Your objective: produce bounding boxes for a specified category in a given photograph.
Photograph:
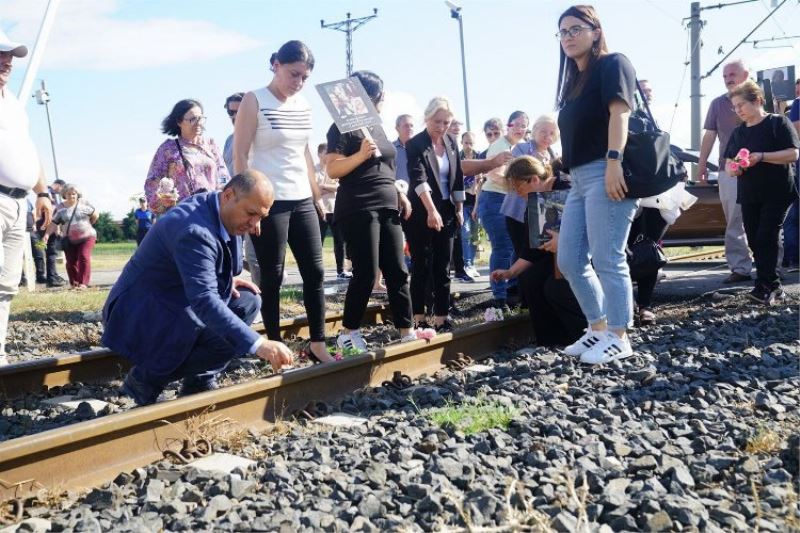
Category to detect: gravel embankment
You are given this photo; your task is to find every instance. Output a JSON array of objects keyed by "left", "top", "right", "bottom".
[{"left": 8, "top": 291, "right": 799, "bottom": 532}]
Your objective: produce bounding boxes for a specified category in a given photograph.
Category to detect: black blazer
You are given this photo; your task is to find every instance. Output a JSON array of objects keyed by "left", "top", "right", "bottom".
[{"left": 406, "top": 129, "right": 465, "bottom": 207}]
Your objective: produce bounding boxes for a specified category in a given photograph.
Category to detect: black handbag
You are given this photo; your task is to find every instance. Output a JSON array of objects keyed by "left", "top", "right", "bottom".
[
  {"left": 623, "top": 82, "right": 687, "bottom": 198},
  {"left": 627, "top": 233, "right": 667, "bottom": 280},
  {"left": 59, "top": 204, "right": 79, "bottom": 251}
]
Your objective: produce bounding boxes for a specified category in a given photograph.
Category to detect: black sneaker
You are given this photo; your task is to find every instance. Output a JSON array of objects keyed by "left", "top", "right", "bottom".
[
  {"left": 47, "top": 277, "right": 66, "bottom": 288},
  {"left": 179, "top": 375, "right": 220, "bottom": 397},
  {"left": 415, "top": 320, "right": 433, "bottom": 330},
  {"left": 747, "top": 286, "right": 768, "bottom": 304},
  {"left": 435, "top": 319, "right": 455, "bottom": 333},
  {"left": 120, "top": 370, "right": 162, "bottom": 406}
]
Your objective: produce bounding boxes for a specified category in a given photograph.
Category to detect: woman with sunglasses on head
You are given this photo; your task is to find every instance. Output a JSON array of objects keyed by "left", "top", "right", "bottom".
[
  {"left": 324, "top": 71, "right": 416, "bottom": 352},
  {"left": 145, "top": 99, "right": 229, "bottom": 215},
  {"left": 554, "top": 5, "right": 639, "bottom": 365},
  {"left": 233, "top": 40, "right": 333, "bottom": 363},
  {"left": 477, "top": 111, "right": 529, "bottom": 311}
]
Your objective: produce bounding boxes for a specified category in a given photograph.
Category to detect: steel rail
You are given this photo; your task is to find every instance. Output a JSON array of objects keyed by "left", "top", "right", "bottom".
[
  {"left": 667, "top": 248, "right": 726, "bottom": 262},
  {"left": 0, "top": 315, "right": 531, "bottom": 504},
  {"left": 0, "top": 304, "right": 389, "bottom": 400}
]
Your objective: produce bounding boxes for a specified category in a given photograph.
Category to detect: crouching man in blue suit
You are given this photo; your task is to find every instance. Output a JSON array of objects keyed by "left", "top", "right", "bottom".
[{"left": 103, "top": 169, "right": 294, "bottom": 406}]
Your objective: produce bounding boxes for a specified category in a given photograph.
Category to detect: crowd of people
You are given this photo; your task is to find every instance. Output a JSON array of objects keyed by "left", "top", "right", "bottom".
[{"left": 0, "top": 5, "right": 797, "bottom": 400}]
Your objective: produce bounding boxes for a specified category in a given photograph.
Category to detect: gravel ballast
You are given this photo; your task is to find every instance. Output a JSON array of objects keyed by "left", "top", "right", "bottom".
[{"left": 7, "top": 290, "right": 799, "bottom": 531}]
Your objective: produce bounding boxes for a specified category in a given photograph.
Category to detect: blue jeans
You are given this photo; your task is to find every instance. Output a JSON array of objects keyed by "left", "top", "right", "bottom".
[
  {"left": 461, "top": 204, "right": 477, "bottom": 267},
  {"left": 478, "top": 191, "right": 514, "bottom": 299},
  {"left": 557, "top": 159, "right": 638, "bottom": 330},
  {"left": 132, "top": 289, "right": 261, "bottom": 391}
]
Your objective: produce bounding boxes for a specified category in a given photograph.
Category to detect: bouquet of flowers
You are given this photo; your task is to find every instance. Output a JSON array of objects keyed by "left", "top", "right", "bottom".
[
  {"left": 157, "top": 177, "right": 179, "bottom": 201},
  {"left": 483, "top": 307, "right": 504, "bottom": 322},
  {"left": 415, "top": 328, "right": 436, "bottom": 340},
  {"left": 726, "top": 148, "right": 751, "bottom": 173}
]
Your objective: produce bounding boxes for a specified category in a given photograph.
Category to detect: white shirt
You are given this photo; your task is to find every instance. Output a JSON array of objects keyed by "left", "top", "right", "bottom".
[
  {"left": 248, "top": 87, "right": 313, "bottom": 201},
  {"left": 0, "top": 88, "right": 40, "bottom": 190}
]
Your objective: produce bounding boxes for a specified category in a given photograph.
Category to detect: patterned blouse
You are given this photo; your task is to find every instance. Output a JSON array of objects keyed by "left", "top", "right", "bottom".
[{"left": 144, "top": 136, "right": 229, "bottom": 214}]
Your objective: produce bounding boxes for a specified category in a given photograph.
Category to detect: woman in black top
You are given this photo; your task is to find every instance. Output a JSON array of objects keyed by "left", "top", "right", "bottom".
[
  {"left": 491, "top": 156, "right": 585, "bottom": 346},
  {"left": 725, "top": 79, "right": 800, "bottom": 305},
  {"left": 406, "top": 97, "right": 465, "bottom": 332},
  {"left": 325, "top": 71, "right": 415, "bottom": 352},
  {"left": 554, "top": 5, "right": 639, "bottom": 365}
]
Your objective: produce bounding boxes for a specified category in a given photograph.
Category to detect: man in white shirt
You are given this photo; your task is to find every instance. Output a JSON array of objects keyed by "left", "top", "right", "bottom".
[{"left": 0, "top": 31, "right": 54, "bottom": 365}]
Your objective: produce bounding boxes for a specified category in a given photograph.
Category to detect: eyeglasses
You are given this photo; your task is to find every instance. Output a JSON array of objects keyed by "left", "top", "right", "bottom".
[
  {"left": 556, "top": 25, "right": 594, "bottom": 40},
  {"left": 227, "top": 109, "right": 238, "bottom": 117},
  {"left": 485, "top": 130, "right": 501, "bottom": 138},
  {"left": 183, "top": 115, "right": 206, "bottom": 125}
]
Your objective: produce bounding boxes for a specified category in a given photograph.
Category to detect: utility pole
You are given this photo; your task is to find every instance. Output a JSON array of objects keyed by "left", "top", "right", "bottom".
[
  {"left": 34, "top": 80, "right": 59, "bottom": 179},
  {"left": 321, "top": 9, "right": 378, "bottom": 77},
  {"left": 688, "top": 2, "right": 702, "bottom": 152},
  {"left": 18, "top": 0, "right": 61, "bottom": 106}
]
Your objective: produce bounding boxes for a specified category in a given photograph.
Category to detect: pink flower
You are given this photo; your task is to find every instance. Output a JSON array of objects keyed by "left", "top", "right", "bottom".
[
  {"left": 736, "top": 148, "right": 750, "bottom": 161},
  {"left": 415, "top": 328, "right": 436, "bottom": 340},
  {"left": 738, "top": 157, "right": 750, "bottom": 169},
  {"left": 334, "top": 353, "right": 343, "bottom": 361},
  {"left": 726, "top": 161, "right": 741, "bottom": 173},
  {"left": 483, "top": 307, "right": 504, "bottom": 322}
]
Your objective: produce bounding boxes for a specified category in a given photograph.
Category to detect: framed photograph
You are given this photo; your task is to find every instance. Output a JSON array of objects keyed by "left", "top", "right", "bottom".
[
  {"left": 527, "top": 190, "right": 569, "bottom": 248},
  {"left": 315, "top": 77, "right": 383, "bottom": 133},
  {"left": 757, "top": 65, "right": 796, "bottom": 102}
]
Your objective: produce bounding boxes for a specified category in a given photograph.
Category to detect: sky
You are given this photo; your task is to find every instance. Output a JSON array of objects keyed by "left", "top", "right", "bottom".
[{"left": 2, "top": 0, "right": 798, "bottom": 217}]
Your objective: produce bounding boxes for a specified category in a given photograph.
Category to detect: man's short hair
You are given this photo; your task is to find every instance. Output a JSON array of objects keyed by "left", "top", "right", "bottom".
[
  {"left": 317, "top": 142, "right": 327, "bottom": 154},
  {"left": 224, "top": 92, "right": 245, "bottom": 109},
  {"left": 724, "top": 59, "right": 749, "bottom": 74},
  {"left": 224, "top": 169, "right": 273, "bottom": 198},
  {"left": 53, "top": 179, "right": 66, "bottom": 186},
  {"left": 395, "top": 114, "right": 412, "bottom": 128}
]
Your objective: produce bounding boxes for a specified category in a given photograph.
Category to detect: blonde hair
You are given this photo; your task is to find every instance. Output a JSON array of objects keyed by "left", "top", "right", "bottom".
[
  {"left": 730, "top": 79, "right": 764, "bottom": 105},
  {"left": 531, "top": 114, "right": 560, "bottom": 144},
  {"left": 423, "top": 96, "right": 455, "bottom": 122},
  {"left": 505, "top": 156, "right": 549, "bottom": 184}
]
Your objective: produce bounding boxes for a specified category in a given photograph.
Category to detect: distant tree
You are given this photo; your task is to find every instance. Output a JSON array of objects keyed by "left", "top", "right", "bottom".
[
  {"left": 121, "top": 209, "right": 137, "bottom": 241},
  {"left": 94, "top": 212, "right": 123, "bottom": 242}
]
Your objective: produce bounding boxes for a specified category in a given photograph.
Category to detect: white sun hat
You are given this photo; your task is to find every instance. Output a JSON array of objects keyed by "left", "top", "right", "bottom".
[{"left": 0, "top": 30, "right": 28, "bottom": 58}]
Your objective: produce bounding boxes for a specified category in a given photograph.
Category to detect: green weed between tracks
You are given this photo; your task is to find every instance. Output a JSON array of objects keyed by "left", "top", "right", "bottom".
[{"left": 419, "top": 396, "right": 520, "bottom": 436}]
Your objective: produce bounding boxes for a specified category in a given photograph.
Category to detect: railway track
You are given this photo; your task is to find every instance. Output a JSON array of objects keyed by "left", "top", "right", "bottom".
[
  {"left": 0, "top": 304, "right": 390, "bottom": 400},
  {"left": 666, "top": 248, "right": 726, "bottom": 263},
  {"left": 0, "top": 314, "right": 531, "bottom": 515}
]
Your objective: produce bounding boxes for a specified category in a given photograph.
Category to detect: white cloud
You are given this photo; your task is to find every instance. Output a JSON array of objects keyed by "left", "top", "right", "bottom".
[{"left": 2, "top": 0, "right": 262, "bottom": 71}]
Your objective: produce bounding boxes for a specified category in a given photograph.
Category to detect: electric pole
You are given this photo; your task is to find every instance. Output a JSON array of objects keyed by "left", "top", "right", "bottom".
[
  {"left": 34, "top": 80, "right": 59, "bottom": 180},
  {"left": 321, "top": 9, "right": 379, "bottom": 77},
  {"left": 688, "top": 2, "right": 702, "bottom": 152}
]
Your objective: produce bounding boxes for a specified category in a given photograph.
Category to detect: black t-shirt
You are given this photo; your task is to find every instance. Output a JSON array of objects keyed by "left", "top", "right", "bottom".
[
  {"left": 724, "top": 114, "right": 800, "bottom": 204},
  {"left": 326, "top": 124, "right": 399, "bottom": 222},
  {"left": 557, "top": 53, "right": 637, "bottom": 170}
]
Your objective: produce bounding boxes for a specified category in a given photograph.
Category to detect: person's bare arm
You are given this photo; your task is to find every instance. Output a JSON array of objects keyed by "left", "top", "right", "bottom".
[
  {"left": 232, "top": 92, "right": 258, "bottom": 175},
  {"left": 325, "top": 138, "right": 376, "bottom": 179},
  {"left": 461, "top": 151, "right": 513, "bottom": 176},
  {"left": 697, "top": 129, "right": 717, "bottom": 182}
]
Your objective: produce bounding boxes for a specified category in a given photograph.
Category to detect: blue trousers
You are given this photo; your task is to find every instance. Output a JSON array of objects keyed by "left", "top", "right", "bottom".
[{"left": 132, "top": 289, "right": 261, "bottom": 390}]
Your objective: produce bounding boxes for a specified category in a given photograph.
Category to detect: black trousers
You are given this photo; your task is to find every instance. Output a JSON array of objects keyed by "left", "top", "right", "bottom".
[
  {"left": 628, "top": 208, "right": 669, "bottom": 308},
  {"left": 520, "top": 254, "right": 585, "bottom": 347},
  {"left": 452, "top": 223, "right": 465, "bottom": 275},
  {"left": 338, "top": 209, "right": 413, "bottom": 330},
  {"left": 406, "top": 200, "right": 456, "bottom": 316},
  {"left": 136, "top": 227, "right": 150, "bottom": 246},
  {"left": 250, "top": 198, "right": 325, "bottom": 342},
  {"left": 31, "top": 229, "right": 59, "bottom": 281},
  {"left": 319, "top": 213, "right": 346, "bottom": 274},
  {"left": 506, "top": 216, "right": 527, "bottom": 259},
  {"left": 741, "top": 200, "right": 792, "bottom": 290}
]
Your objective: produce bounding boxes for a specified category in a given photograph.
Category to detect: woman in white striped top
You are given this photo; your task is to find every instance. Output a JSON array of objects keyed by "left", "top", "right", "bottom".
[{"left": 233, "top": 40, "right": 333, "bottom": 363}]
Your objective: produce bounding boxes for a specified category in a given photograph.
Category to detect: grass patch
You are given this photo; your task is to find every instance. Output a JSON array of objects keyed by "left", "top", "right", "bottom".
[
  {"left": 745, "top": 425, "right": 782, "bottom": 455},
  {"left": 423, "top": 396, "right": 519, "bottom": 436},
  {"left": 92, "top": 241, "right": 137, "bottom": 271},
  {"left": 10, "top": 287, "right": 109, "bottom": 320}
]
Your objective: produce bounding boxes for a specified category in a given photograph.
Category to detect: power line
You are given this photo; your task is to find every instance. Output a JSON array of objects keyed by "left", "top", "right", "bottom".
[{"left": 320, "top": 9, "right": 378, "bottom": 77}]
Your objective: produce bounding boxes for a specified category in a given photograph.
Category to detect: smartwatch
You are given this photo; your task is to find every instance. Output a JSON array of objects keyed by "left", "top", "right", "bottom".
[{"left": 606, "top": 150, "right": 622, "bottom": 162}]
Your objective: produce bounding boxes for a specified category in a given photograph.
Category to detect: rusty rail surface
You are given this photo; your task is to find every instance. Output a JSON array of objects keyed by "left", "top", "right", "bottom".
[
  {"left": 667, "top": 248, "right": 726, "bottom": 263},
  {"left": 0, "top": 315, "right": 531, "bottom": 505},
  {"left": 0, "top": 304, "right": 389, "bottom": 399}
]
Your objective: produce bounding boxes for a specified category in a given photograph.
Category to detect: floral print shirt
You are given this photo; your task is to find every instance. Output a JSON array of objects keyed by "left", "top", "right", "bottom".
[{"left": 144, "top": 136, "right": 229, "bottom": 214}]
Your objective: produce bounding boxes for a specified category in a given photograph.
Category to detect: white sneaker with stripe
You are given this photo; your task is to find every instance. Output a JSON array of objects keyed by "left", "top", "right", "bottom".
[
  {"left": 336, "top": 331, "right": 368, "bottom": 353},
  {"left": 563, "top": 328, "right": 606, "bottom": 357},
  {"left": 579, "top": 331, "right": 633, "bottom": 365}
]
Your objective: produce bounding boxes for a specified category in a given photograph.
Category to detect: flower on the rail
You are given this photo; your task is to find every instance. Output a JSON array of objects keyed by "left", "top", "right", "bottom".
[
  {"left": 415, "top": 328, "right": 436, "bottom": 340},
  {"left": 484, "top": 307, "right": 504, "bottom": 322}
]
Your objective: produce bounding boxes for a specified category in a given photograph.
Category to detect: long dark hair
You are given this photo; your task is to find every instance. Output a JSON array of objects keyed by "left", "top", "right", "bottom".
[
  {"left": 555, "top": 5, "right": 608, "bottom": 108},
  {"left": 269, "top": 40, "right": 315, "bottom": 71},
  {"left": 351, "top": 70, "right": 384, "bottom": 105}
]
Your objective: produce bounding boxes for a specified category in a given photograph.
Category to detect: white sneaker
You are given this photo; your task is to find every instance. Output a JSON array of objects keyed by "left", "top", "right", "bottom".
[
  {"left": 336, "top": 331, "right": 367, "bottom": 353},
  {"left": 465, "top": 266, "right": 481, "bottom": 279},
  {"left": 400, "top": 332, "right": 418, "bottom": 343},
  {"left": 0, "top": 354, "right": 8, "bottom": 366},
  {"left": 563, "top": 328, "right": 606, "bottom": 357},
  {"left": 579, "top": 332, "right": 633, "bottom": 365}
]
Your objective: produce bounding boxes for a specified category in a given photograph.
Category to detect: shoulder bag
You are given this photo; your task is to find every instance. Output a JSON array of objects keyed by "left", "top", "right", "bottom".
[
  {"left": 623, "top": 82, "right": 688, "bottom": 198},
  {"left": 59, "top": 205, "right": 78, "bottom": 251}
]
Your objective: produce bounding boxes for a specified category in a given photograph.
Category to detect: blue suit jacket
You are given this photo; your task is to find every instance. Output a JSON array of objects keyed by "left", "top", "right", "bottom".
[{"left": 102, "top": 192, "right": 261, "bottom": 375}]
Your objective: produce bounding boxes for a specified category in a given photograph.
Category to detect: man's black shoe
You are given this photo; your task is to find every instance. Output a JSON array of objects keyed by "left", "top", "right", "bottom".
[
  {"left": 179, "top": 376, "right": 220, "bottom": 397},
  {"left": 47, "top": 277, "right": 66, "bottom": 288},
  {"left": 120, "top": 370, "right": 162, "bottom": 406},
  {"left": 36, "top": 276, "right": 48, "bottom": 284}
]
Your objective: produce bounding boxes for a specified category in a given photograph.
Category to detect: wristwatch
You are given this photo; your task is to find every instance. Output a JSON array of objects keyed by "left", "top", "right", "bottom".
[
  {"left": 606, "top": 150, "right": 622, "bottom": 162},
  {"left": 37, "top": 192, "right": 50, "bottom": 198}
]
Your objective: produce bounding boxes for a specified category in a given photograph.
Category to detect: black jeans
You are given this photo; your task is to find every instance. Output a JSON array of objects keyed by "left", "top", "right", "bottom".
[
  {"left": 628, "top": 208, "right": 669, "bottom": 308},
  {"left": 741, "top": 200, "right": 792, "bottom": 290},
  {"left": 31, "top": 229, "right": 59, "bottom": 281},
  {"left": 520, "top": 254, "right": 585, "bottom": 347},
  {"left": 338, "top": 209, "right": 413, "bottom": 330},
  {"left": 406, "top": 201, "right": 456, "bottom": 316},
  {"left": 136, "top": 227, "right": 150, "bottom": 246},
  {"left": 251, "top": 198, "right": 326, "bottom": 342},
  {"left": 506, "top": 216, "right": 527, "bottom": 259},
  {"left": 319, "top": 213, "right": 346, "bottom": 274}
]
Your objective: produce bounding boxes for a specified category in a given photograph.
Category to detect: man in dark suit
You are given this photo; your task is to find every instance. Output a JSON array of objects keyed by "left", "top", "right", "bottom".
[{"left": 103, "top": 170, "right": 293, "bottom": 406}]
